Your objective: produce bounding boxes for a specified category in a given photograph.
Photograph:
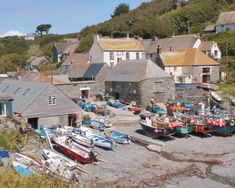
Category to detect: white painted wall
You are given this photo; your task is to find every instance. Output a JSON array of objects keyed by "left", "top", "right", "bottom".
[
  {"left": 165, "top": 66, "right": 193, "bottom": 83},
  {"left": 211, "top": 42, "right": 221, "bottom": 59},
  {"left": 89, "top": 37, "right": 104, "bottom": 63},
  {"left": 193, "top": 38, "right": 202, "bottom": 48}
]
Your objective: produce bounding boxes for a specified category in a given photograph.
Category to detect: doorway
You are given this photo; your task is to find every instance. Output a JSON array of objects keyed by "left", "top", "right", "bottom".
[
  {"left": 28, "top": 118, "right": 38, "bottom": 129},
  {"left": 202, "top": 75, "right": 210, "bottom": 83},
  {"left": 80, "top": 88, "right": 90, "bottom": 99}
]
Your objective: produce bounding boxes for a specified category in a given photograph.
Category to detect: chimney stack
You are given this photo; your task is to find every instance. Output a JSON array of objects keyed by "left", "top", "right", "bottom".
[
  {"left": 157, "top": 45, "right": 161, "bottom": 54},
  {"left": 94, "top": 34, "right": 100, "bottom": 42}
]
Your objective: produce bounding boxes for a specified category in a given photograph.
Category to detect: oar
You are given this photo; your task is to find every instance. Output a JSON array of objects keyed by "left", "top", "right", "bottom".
[
  {"left": 75, "top": 165, "right": 90, "bottom": 174},
  {"left": 97, "top": 158, "right": 109, "bottom": 163}
]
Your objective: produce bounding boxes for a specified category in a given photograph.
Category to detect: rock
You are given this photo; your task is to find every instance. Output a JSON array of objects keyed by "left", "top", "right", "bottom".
[
  {"left": 147, "top": 144, "right": 162, "bottom": 153},
  {"left": 143, "top": 162, "right": 157, "bottom": 168}
]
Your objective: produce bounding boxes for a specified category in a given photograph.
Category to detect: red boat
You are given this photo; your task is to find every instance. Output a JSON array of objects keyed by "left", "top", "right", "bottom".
[{"left": 53, "top": 136, "right": 97, "bottom": 164}]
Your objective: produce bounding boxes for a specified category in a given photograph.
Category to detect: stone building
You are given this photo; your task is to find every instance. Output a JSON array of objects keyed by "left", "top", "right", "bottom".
[
  {"left": 215, "top": 11, "right": 235, "bottom": 33},
  {"left": 157, "top": 48, "right": 220, "bottom": 84},
  {"left": 56, "top": 63, "right": 110, "bottom": 99},
  {"left": 105, "top": 59, "right": 175, "bottom": 106}
]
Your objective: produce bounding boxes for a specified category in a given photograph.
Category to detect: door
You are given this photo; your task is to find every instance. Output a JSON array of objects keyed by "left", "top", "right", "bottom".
[
  {"left": 117, "top": 58, "right": 122, "bottom": 63},
  {"left": 80, "top": 88, "right": 90, "bottom": 99},
  {"left": 28, "top": 118, "right": 38, "bottom": 129},
  {"left": 202, "top": 75, "right": 210, "bottom": 83}
]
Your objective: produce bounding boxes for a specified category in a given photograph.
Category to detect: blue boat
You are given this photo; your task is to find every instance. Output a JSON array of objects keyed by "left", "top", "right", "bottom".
[
  {"left": 89, "top": 120, "right": 111, "bottom": 131},
  {"left": 107, "top": 99, "right": 125, "bottom": 109},
  {"left": 104, "top": 130, "right": 130, "bottom": 144},
  {"left": 0, "top": 150, "right": 9, "bottom": 158},
  {"left": 33, "top": 127, "right": 55, "bottom": 139},
  {"left": 12, "top": 160, "right": 35, "bottom": 176}
]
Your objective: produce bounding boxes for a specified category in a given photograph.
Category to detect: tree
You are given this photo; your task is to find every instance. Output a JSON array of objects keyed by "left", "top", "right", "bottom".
[
  {"left": 111, "top": 3, "right": 129, "bottom": 18},
  {"left": 36, "top": 24, "right": 52, "bottom": 36}
]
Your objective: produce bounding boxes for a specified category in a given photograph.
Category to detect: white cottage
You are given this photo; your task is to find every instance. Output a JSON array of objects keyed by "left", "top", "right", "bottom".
[{"left": 89, "top": 35, "right": 145, "bottom": 67}]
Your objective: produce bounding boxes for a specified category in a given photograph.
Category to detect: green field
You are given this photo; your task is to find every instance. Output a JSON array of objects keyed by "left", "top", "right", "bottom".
[{"left": 218, "top": 82, "right": 235, "bottom": 97}]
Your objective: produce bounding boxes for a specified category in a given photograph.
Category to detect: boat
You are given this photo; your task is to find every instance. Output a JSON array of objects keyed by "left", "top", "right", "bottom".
[
  {"left": 89, "top": 119, "right": 111, "bottom": 131},
  {"left": 229, "top": 97, "right": 235, "bottom": 107},
  {"left": 14, "top": 152, "right": 42, "bottom": 167},
  {"left": 197, "top": 83, "right": 218, "bottom": 91},
  {"left": 82, "top": 129, "right": 114, "bottom": 150},
  {"left": 71, "top": 132, "right": 94, "bottom": 148},
  {"left": 0, "top": 150, "right": 9, "bottom": 158},
  {"left": 41, "top": 158, "right": 80, "bottom": 182},
  {"left": 210, "top": 91, "right": 222, "bottom": 102},
  {"left": 12, "top": 160, "right": 35, "bottom": 176},
  {"left": 139, "top": 118, "right": 176, "bottom": 138},
  {"left": 53, "top": 136, "right": 97, "bottom": 164},
  {"left": 104, "top": 129, "right": 131, "bottom": 144}
]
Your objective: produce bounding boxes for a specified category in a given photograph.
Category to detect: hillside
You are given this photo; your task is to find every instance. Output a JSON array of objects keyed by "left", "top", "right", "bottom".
[{"left": 0, "top": 0, "right": 235, "bottom": 73}]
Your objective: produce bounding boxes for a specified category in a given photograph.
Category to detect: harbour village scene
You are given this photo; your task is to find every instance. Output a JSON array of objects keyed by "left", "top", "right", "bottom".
[{"left": 1, "top": 0, "right": 235, "bottom": 187}]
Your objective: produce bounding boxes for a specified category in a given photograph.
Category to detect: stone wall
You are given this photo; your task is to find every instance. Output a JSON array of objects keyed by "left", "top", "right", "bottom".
[
  {"left": 138, "top": 77, "right": 175, "bottom": 106},
  {"left": 175, "top": 88, "right": 209, "bottom": 103},
  {"left": 193, "top": 65, "right": 220, "bottom": 83}
]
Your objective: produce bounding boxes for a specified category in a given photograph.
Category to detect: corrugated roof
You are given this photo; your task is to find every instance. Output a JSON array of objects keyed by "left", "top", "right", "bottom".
[
  {"left": 0, "top": 91, "right": 13, "bottom": 101},
  {"left": 83, "top": 63, "right": 105, "bottom": 79},
  {"left": 0, "top": 79, "right": 49, "bottom": 114},
  {"left": 105, "top": 59, "right": 171, "bottom": 82},
  {"left": 98, "top": 38, "right": 145, "bottom": 51},
  {"left": 141, "top": 34, "right": 199, "bottom": 53},
  {"left": 160, "top": 48, "right": 220, "bottom": 66},
  {"left": 216, "top": 11, "right": 235, "bottom": 25}
]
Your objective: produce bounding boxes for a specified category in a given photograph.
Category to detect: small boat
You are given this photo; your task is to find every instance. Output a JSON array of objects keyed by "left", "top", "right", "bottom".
[
  {"left": 197, "top": 83, "right": 218, "bottom": 91},
  {"left": 14, "top": 152, "right": 42, "bottom": 167},
  {"left": 104, "top": 129, "right": 131, "bottom": 144},
  {"left": 84, "top": 131, "right": 114, "bottom": 150},
  {"left": 210, "top": 91, "right": 222, "bottom": 102},
  {"left": 229, "top": 97, "right": 235, "bottom": 107},
  {"left": 41, "top": 158, "right": 80, "bottom": 182},
  {"left": 89, "top": 119, "right": 111, "bottom": 131},
  {"left": 53, "top": 136, "right": 97, "bottom": 164},
  {"left": 12, "top": 160, "right": 35, "bottom": 176},
  {"left": 34, "top": 128, "right": 55, "bottom": 139},
  {"left": 71, "top": 132, "right": 94, "bottom": 148},
  {"left": 0, "top": 150, "right": 9, "bottom": 158}
]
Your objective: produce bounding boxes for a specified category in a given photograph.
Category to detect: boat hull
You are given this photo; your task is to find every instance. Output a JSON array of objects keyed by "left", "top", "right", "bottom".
[{"left": 175, "top": 126, "right": 193, "bottom": 134}]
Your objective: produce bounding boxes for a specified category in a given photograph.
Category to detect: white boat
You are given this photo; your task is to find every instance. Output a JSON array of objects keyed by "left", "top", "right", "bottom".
[
  {"left": 14, "top": 152, "right": 42, "bottom": 167},
  {"left": 41, "top": 158, "right": 79, "bottom": 182},
  {"left": 79, "top": 127, "right": 114, "bottom": 150},
  {"left": 210, "top": 91, "right": 223, "bottom": 102},
  {"left": 71, "top": 132, "right": 94, "bottom": 148}
]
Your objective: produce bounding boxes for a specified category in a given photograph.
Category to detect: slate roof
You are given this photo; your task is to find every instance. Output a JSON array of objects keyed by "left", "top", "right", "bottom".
[
  {"left": 0, "top": 91, "right": 13, "bottom": 102},
  {"left": 0, "top": 79, "right": 49, "bottom": 114},
  {"left": 203, "top": 24, "right": 215, "bottom": 32},
  {"left": 62, "top": 53, "right": 89, "bottom": 66},
  {"left": 27, "top": 56, "right": 49, "bottom": 67},
  {"left": 141, "top": 34, "right": 200, "bottom": 53},
  {"left": 160, "top": 48, "right": 220, "bottom": 66},
  {"left": 67, "top": 63, "right": 90, "bottom": 78},
  {"left": 83, "top": 63, "right": 105, "bottom": 79},
  {"left": 105, "top": 59, "right": 171, "bottom": 82},
  {"left": 216, "top": 11, "right": 235, "bottom": 25},
  {"left": 98, "top": 38, "right": 145, "bottom": 51}
]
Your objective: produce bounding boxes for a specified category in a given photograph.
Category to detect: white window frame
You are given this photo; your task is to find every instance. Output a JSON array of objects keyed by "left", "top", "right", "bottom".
[
  {"left": 48, "top": 95, "right": 56, "bottom": 105},
  {"left": 110, "top": 52, "right": 114, "bottom": 60}
]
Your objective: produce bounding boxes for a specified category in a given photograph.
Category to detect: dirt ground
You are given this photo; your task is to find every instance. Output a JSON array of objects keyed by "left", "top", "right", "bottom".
[{"left": 16, "top": 105, "right": 235, "bottom": 188}]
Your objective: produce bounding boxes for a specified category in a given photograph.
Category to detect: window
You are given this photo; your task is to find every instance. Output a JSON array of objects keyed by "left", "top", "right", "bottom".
[
  {"left": 214, "top": 50, "right": 218, "bottom": 57},
  {"left": 142, "top": 53, "right": 145, "bottom": 59},
  {"left": 110, "top": 52, "right": 114, "bottom": 60},
  {"left": 48, "top": 95, "right": 56, "bottom": 105},
  {"left": 136, "top": 52, "right": 139, "bottom": 59},
  {"left": 13, "top": 87, "right": 21, "bottom": 94},
  {"left": 202, "top": 67, "right": 210, "bottom": 74},
  {"left": 126, "top": 52, "right": 130, "bottom": 60},
  {"left": 110, "top": 62, "right": 114, "bottom": 67},
  {"left": 174, "top": 67, "right": 177, "bottom": 71}
]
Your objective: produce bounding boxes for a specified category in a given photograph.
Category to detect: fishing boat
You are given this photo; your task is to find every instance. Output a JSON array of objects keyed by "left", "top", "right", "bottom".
[
  {"left": 104, "top": 129, "right": 131, "bottom": 144},
  {"left": 71, "top": 132, "right": 94, "bottom": 148},
  {"left": 139, "top": 118, "right": 176, "bottom": 138},
  {"left": 81, "top": 128, "right": 114, "bottom": 150},
  {"left": 53, "top": 136, "right": 97, "bottom": 164},
  {"left": 41, "top": 158, "right": 80, "bottom": 182},
  {"left": 12, "top": 160, "right": 35, "bottom": 176},
  {"left": 89, "top": 119, "right": 111, "bottom": 131},
  {"left": 210, "top": 91, "right": 222, "bottom": 102}
]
